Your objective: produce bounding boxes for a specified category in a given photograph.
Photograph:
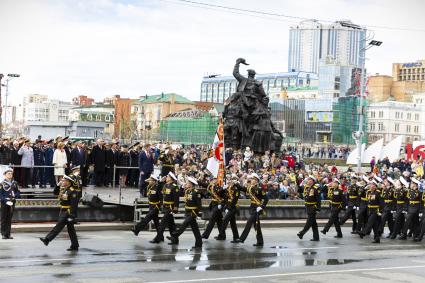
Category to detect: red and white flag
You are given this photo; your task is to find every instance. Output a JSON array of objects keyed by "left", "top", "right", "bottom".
[{"left": 207, "top": 118, "right": 225, "bottom": 186}]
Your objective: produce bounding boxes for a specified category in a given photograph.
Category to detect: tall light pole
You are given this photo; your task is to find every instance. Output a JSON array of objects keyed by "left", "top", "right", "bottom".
[
  {"left": 355, "top": 39, "right": 382, "bottom": 173},
  {"left": 0, "top": 73, "right": 3, "bottom": 137},
  {"left": 5, "top": 74, "right": 20, "bottom": 128}
]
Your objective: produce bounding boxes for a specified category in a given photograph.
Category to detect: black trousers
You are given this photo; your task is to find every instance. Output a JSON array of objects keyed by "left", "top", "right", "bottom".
[
  {"left": 239, "top": 208, "right": 263, "bottom": 245},
  {"left": 379, "top": 208, "right": 394, "bottom": 235},
  {"left": 202, "top": 205, "right": 223, "bottom": 239},
  {"left": 356, "top": 205, "right": 368, "bottom": 232},
  {"left": 174, "top": 211, "right": 202, "bottom": 247},
  {"left": 340, "top": 205, "right": 357, "bottom": 231},
  {"left": 45, "top": 209, "right": 79, "bottom": 248},
  {"left": 391, "top": 208, "right": 405, "bottom": 237},
  {"left": 300, "top": 208, "right": 319, "bottom": 240},
  {"left": 94, "top": 171, "right": 105, "bottom": 187},
  {"left": 135, "top": 207, "right": 159, "bottom": 233},
  {"left": 323, "top": 206, "right": 342, "bottom": 236},
  {"left": 32, "top": 167, "right": 45, "bottom": 186},
  {"left": 218, "top": 207, "right": 239, "bottom": 240},
  {"left": 362, "top": 210, "right": 381, "bottom": 240},
  {"left": 154, "top": 207, "right": 176, "bottom": 241},
  {"left": 21, "top": 168, "right": 31, "bottom": 188},
  {"left": 1, "top": 202, "right": 14, "bottom": 237},
  {"left": 139, "top": 173, "right": 151, "bottom": 197},
  {"left": 418, "top": 214, "right": 425, "bottom": 239},
  {"left": 402, "top": 209, "right": 420, "bottom": 237}
]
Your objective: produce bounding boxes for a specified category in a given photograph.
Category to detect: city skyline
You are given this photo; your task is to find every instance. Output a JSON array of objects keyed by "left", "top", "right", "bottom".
[{"left": 1, "top": 0, "right": 425, "bottom": 104}]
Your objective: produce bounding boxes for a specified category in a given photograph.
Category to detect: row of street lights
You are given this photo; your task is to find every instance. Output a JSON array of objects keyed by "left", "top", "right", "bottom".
[{"left": 0, "top": 73, "right": 20, "bottom": 137}]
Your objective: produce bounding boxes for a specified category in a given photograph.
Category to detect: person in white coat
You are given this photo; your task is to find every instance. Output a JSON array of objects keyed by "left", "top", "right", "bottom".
[{"left": 53, "top": 142, "right": 68, "bottom": 184}]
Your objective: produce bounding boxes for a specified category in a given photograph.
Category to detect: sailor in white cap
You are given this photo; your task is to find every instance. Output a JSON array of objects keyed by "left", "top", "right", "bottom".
[
  {"left": 132, "top": 175, "right": 162, "bottom": 238},
  {"left": 389, "top": 178, "right": 408, "bottom": 239},
  {"left": 151, "top": 172, "right": 181, "bottom": 244},
  {"left": 399, "top": 176, "right": 422, "bottom": 240},
  {"left": 216, "top": 173, "right": 242, "bottom": 242},
  {"left": 321, "top": 178, "right": 344, "bottom": 238},
  {"left": 40, "top": 175, "right": 79, "bottom": 250},
  {"left": 356, "top": 177, "right": 370, "bottom": 234},
  {"left": 415, "top": 179, "right": 425, "bottom": 241},
  {"left": 379, "top": 176, "right": 395, "bottom": 238},
  {"left": 297, "top": 174, "right": 321, "bottom": 241},
  {"left": 167, "top": 175, "right": 204, "bottom": 249},
  {"left": 235, "top": 172, "right": 269, "bottom": 246},
  {"left": 201, "top": 176, "right": 226, "bottom": 240},
  {"left": 0, "top": 168, "right": 20, "bottom": 240},
  {"left": 358, "top": 181, "right": 381, "bottom": 243}
]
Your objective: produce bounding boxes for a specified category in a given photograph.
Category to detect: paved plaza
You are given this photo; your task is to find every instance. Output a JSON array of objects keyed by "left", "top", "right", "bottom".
[{"left": 1, "top": 227, "right": 425, "bottom": 282}]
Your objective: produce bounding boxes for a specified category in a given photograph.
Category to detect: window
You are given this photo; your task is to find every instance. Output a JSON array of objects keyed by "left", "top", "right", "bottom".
[
  {"left": 379, "top": 111, "right": 383, "bottom": 118},
  {"left": 406, "top": 125, "right": 411, "bottom": 133},
  {"left": 370, "top": 111, "right": 376, "bottom": 118},
  {"left": 414, "top": 126, "right": 419, "bottom": 133},
  {"left": 394, "top": 123, "right": 399, "bottom": 132},
  {"left": 395, "top": 112, "right": 399, "bottom": 119},
  {"left": 401, "top": 112, "right": 404, "bottom": 119},
  {"left": 407, "top": 113, "right": 411, "bottom": 120},
  {"left": 415, "top": 113, "right": 420, "bottom": 121},
  {"left": 378, "top": 122, "right": 384, "bottom": 131},
  {"left": 369, "top": 123, "right": 376, "bottom": 131}
]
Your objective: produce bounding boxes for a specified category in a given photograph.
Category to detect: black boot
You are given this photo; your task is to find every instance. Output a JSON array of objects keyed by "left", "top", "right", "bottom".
[
  {"left": 40, "top": 237, "right": 49, "bottom": 246},
  {"left": 297, "top": 232, "right": 303, "bottom": 239}
]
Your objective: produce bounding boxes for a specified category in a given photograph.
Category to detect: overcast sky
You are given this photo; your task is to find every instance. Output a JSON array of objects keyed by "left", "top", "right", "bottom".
[{"left": 1, "top": 0, "right": 424, "bottom": 105}]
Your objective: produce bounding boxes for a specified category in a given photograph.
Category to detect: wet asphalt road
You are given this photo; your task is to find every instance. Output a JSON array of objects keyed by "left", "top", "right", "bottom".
[{"left": 1, "top": 227, "right": 425, "bottom": 283}]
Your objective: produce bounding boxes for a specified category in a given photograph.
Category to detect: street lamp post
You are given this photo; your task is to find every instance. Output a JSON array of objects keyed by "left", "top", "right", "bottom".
[
  {"left": 0, "top": 73, "right": 3, "bottom": 137},
  {"left": 5, "top": 74, "right": 20, "bottom": 128},
  {"left": 355, "top": 39, "right": 382, "bottom": 173}
]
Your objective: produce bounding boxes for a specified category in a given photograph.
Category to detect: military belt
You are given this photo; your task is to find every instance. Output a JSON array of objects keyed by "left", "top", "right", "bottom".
[
  {"left": 331, "top": 201, "right": 342, "bottom": 205},
  {"left": 368, "top": 205, "right": 379, "bottom": 208},
  {"left": 397, "top": 201, "right": 405, "bottom": 204},
  {"left": 361, "top": 197, "right": 368, "bottom": 201},
  {"left": 185, "top": 206, "right": 198, "bottom": 210},
  {"left": 305, "top": 201, "right": 317, "bottom": 205},
  {"left": 163, "top": 164, "right": 174, "bottom": 167},
  {"left": 384, "top": 200, "right": 393, "bottom": 203},
  {"left": 409, "top": 201, "right": 420, "bottom": 204},
  {"left": 61, "top": 205, "right": 71, "bottom": 209},
  {"left": 163, "top": 201, "right": 174, "bottom": 205},
  {"left": 149, "top": 201, "right": 160, "bottom": 205},
  {"left": 349, "top": 196, "right": 358, "bottom": 199}
]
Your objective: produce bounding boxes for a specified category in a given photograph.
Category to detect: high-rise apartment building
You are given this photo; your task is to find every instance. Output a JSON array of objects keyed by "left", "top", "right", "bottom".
[{"left": 288, "top": 20, "right": 366, "bottom": 74}]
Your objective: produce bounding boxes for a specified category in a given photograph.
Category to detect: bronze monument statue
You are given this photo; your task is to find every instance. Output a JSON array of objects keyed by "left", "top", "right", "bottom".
[{"left": 223, "top": 58, "right": 283, "bottom": 153}]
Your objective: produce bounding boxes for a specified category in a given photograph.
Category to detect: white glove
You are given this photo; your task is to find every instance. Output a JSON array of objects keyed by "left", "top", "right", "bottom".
[
  {"left": 345, "top": 206, "right": 348, "bottom": 209},
  {"left": 218, "top": 204, "right": 222, "bottom": 210},
  {"left": 256, "top": 207, "right": 263, "bottom": 213},
  {"left": 356, "top": 207, "right": 359, "bottom": 211},
  {"left": 402, "top": 211, "right": 407, "bottom": 214},
  {"left": 391, "top": 211, "right": 396, "bottom": 214},
  {"left": 225, "top": 209, "right": 229, "bottom": 214},
  {"left": 67, "top": 218, "right": 74, "bottom": 222},
  {"left": 419, "top": 213, "right": 423, "bottom": 217}
]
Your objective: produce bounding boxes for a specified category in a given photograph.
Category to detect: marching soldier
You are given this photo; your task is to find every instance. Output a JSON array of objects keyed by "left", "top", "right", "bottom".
[
  {"left": 40, "top": 175, "right": 79, "bottom": 250},
  {"left": 0, "top": 168, "right": 20, "bottom": 239},
  {"left": 132, "top": 175, "right": 162, "bottom": 239},
  {"left": 216, "top": 174, "right": 241, "bottom": 242},
  {"left": 389, "top": 178, "right": 408, "bottom": 239},
  {"left": 355, "top": 176, "right": 370, "bottom": 234},
  {"left": 340, "top": 177, "right": 359, "bottom": 234},
  {"left": 321, "top": 178, "right": 345, "bottom": 238},
  {"left": 379, "top": 177, "right": 395, "bottom": 238},
  {"left": 159, "top": 146, "right": 175, "bottom": 177},
  {"left": 70, "top": 166, "right": 83, "bottom": 199},
  {"left": 167, "top": 176, "right": 204, "bottom": 249},
  {"left": 235, "top": 173, "right": 269, "bottom": 246},
  {"left": 414, "top": 182, "right": 425, "bottom": 242},
  {"left": 399, "top": 177, "right": 422, "bottom": 240},
  {"left": 359, "top": 181, "right": 381, "bottom": 243},
  {"left": 201, "top": 177, "right": 226, "bottom": 240},
  {"left": 151, "top": 172, "right": 180, "bottom": 244},
  {"left": 297, "top": 176, "right": 321, "bottom": 241}
]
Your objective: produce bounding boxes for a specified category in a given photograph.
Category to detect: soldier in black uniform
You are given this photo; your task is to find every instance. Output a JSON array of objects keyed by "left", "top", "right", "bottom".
[
  {"left": 340, "top": 177, "right": 359, "bottom": 234},
  {"left": 0, "top": 168, "right": 20, "bottom": 239},
  {"left": 216, "top": 174, "right": 241, "bottom": 242},
  {"left": 359, "top": 181, "right": 381, "bottom": 243},
  {"left": 414, "top": 181, "right": 425, "bottom": 242},
  {"left": 389, "top": 178, "right": 408, "bottom": 239},
  {"left": 399, "top": 177, "right": 422, "bottom": 240},
  {"left": 40, "top": 175, "right": 79, "bottom": 250},
  {"left": 132, "top": 175, "right": 162, "bottom": 238},
  {"left": 235, "top": 173, "right": 269, "bottom": 246},
  {"left": 297, "top": 176, "right": 321, "bottom": 241},
  {"left": 201, "top": 177, "right": 226, "bottom": 240},
  {"left": 128, "top": 142, "right": 140, "bottom": 188},
  {"left": 167, "top": 176, "right": 204, "bottom": 249},
  {"left": 356, "top": 176, "right": 370, "bottom": 234},
  {"left": 159, "top": 146, "right": 175, "bottom": 177},
  {"left": 379, "top": 177, "right": 395, "bottom": 238},
  {"left": 151, "top": 172, "right": 180, "bottom": 244},
  {"left": 321, "top": 178, "right": 345, "bottom": 238}
]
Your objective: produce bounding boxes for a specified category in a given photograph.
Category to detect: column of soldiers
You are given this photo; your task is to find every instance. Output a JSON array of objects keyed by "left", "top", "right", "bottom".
[{"left": 297, "top": 173, "right": 425, "bottom": 243}]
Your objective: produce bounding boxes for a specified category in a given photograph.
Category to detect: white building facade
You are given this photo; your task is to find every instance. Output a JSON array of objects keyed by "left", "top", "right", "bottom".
[
  {"left": 20, "top": 94, "right": 73, "bottom": 123},
  {"left": 288, "top": 20, "right": 366, "bottom": 74},
  {"left": 367, "top": 100, "right": 423, "bottom": 145}
]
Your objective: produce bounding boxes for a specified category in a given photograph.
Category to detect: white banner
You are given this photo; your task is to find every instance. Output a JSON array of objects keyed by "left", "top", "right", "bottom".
[
  {"left": 380, "top": 135, "right": 403, "bottom": 163},
  {"left": 362, "top": 138, "right": 384, "bottom": 163},
  {"left": 346, "top": 144, "right": 366, "bottom": 165}
]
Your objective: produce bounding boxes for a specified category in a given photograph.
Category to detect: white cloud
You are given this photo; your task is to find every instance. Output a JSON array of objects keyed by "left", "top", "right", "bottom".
[{"left": 1, "top": 0, "right": 424, "bottom": 105}]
